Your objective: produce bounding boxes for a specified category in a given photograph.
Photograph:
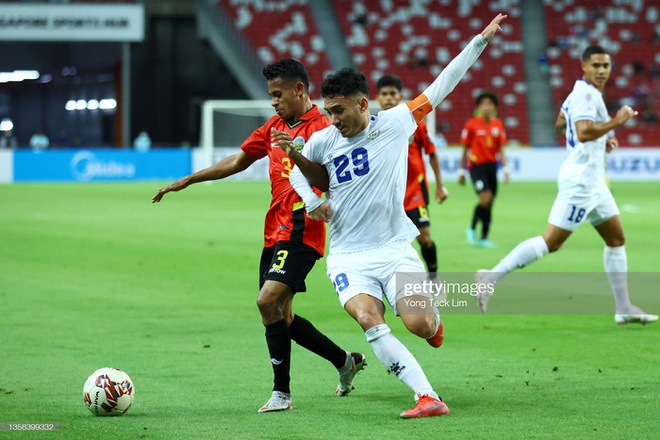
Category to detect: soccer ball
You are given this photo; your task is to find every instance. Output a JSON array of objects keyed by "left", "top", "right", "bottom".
[{"left": 83, "top": 367, "right": 135, "bottom": 416}]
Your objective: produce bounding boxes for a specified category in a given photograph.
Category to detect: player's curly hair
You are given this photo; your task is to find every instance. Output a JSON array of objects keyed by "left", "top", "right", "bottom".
[
  {"left": 476, "top": 91, "right": 499, "bottom": 107},
  {"left": 262, "top": 59, "right": 310, "bottom": 93},
  {"left": 581, "top": 45, "right": 610, "bottom": 62},
  {"left": 377, "top": 74, "right": 402, "bottom": 92},
  {"left": 321, "top": 68, "right": 369, "bottom": 99}
]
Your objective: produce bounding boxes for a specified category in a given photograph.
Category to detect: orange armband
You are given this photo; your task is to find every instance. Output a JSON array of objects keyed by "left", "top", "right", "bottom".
[{"left": 406, "top": 94, "right": 433, "bottom": 123}]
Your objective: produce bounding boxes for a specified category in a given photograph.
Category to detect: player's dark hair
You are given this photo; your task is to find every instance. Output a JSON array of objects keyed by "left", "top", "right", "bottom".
[
  {"left": 377, "top": 74, "right": 402, "bottom": 92},
  {"left": 476, "top": 91, "right": 499, "bottom": 107},
  {"left": 263, "top": 58, "right": 310, "bottom": 93},
  {"left": 321, "top": 68, "right": 369, "bottom": 99},
  {"left": 582, "top": 45, "right": 610, "bottom": 62}
]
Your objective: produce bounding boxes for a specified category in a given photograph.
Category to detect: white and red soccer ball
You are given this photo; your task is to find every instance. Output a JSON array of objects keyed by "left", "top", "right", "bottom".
[{"left": 83, "top": 368, "right": 135, "bottom": 416}]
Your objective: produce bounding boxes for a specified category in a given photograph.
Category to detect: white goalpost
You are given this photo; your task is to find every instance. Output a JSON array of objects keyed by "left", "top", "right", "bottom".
[
  {"left": 200, "top": 99, "right": 436, "bottom": 175},
  {"left": 200, "top": 99, "right": 274, "bottom": 169}
]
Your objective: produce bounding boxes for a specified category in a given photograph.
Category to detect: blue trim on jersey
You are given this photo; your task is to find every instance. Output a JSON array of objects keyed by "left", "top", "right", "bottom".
[{"left": 563, "top": 105, "right": 575, "bottom": 149}]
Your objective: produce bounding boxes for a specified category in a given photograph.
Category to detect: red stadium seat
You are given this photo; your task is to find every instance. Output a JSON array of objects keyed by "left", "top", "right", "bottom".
[
  {"left": 333, "top": 0, "right": 529, "bottom": 145},
  {"left": 219, "top": 0, "right": 332, "bottom": 98}
]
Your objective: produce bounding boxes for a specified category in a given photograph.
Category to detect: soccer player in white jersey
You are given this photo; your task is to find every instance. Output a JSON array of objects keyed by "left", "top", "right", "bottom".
[
  {"left": 272, "top": 13, "right": 507, "bottom": 418},
  {"left": 475, "top": 45, "right": 657, "bottom": 325}
]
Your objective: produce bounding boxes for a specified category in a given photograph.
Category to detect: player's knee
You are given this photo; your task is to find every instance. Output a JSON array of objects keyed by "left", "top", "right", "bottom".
[
  {"left": 480, "top": 199, "right": 493, "bottom": 209},
  {"left": 353, "top": 308, "right": 384, "bottom": 331},
  {"left": 605, "top": 234, "right": 625, "bottom": 247},
  {"left": 543, "top": 236, "right": 563, "bottom": 253},
  {"left": 479, "top": 192, "right": 494, "bottom": 208},
  {"left": 256, "top": 294, "right": 276, "bottom": 316},
  {"left": 403, "top": 315, "right": 436, "bottom": 339},
  {"left": 256, "top": 286, "right": 286, "bottom": 319}
]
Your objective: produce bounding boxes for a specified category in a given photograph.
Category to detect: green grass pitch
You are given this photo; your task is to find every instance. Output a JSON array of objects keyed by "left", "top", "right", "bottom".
[{"left": 1, "top": 180, "right": 659, "bottom": 439}]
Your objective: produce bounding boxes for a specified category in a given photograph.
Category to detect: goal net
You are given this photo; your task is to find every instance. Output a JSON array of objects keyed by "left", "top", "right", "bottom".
[{"left": 200, "top": 100, "right": 436, "bottom": 178}]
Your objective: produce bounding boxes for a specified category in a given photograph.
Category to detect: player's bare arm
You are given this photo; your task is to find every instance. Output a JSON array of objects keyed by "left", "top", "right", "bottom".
[
  {"left": 271, "top": 128, "right": 330, "bottom": 192},
  {"left": 481, "top": 13, "right": 507, "bottom": 41},
  {"left": 428, "top": 152, "right": 448, "bottom": 203},
  {"left": 405, "top": 13, "right": 506, "bottom": 124},
  {"left": 500, "top": 149, "right": 510, "bottom": 184},
  {"left": 575, "top": 105, "right": 637, "bottom": 143},
  {"left": 555, "top": 110, "right": 567, "bottom": 136},
  {"left": 152, "top": 151, "right": 256, "bottom": 203},
  {"left": 458, "top": 146, "right": 469, "bottom": 185}
]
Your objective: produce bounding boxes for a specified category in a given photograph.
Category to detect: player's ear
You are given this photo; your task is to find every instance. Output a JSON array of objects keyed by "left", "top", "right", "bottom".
[
  {"left": 358, "top": 96, "right": 369, "bottom": 113},
  {"left": 295, "top": 81, "right": 306, "bottom": 97}
]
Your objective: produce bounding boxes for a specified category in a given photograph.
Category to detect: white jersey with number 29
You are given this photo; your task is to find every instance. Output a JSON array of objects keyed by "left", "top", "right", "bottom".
[
  {"left": 289, "top": 34, "right": 489, "bottom": 255},
  {"left": 301, "top": 103, "right": 419, "bottom": 254}
]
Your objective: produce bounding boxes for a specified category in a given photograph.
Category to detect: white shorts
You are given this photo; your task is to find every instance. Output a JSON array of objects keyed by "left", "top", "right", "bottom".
[
  {"left": 326, "top": 240, "right": 426, "bottom": 315},
  {"left": 547, "top": 180, "right": 619, "bottom": 231}
]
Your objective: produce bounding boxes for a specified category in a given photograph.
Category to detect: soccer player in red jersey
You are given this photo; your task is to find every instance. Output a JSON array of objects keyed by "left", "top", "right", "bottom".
[
  {"left": 376, "top": 75, "right": 448, "bottom": 276},
  {"left": 458, "top": 91, "right": 509, "bottom": 248},
  {"left": 152, "top": 59, "right": 365, "bottom": 413}
]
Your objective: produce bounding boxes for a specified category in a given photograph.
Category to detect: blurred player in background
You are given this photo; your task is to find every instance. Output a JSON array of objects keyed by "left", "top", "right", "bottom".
[
  {"left": 275, "top": 13, "right": 507, "bottom": 418},
  {"left": 376, "top": 74, "right": 448, "bottom": 277},
  {"left": 459, "top": 91, "right": 509, "bottom": 248},
  {"left": 476, "top": 45, "right": 658, "bottom": 325},
  {"left": 152, "top": 59, "right": 365, "bottom": 412}
]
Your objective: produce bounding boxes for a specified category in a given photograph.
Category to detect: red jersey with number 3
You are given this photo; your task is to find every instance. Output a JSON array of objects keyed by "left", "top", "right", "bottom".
[
  {"left": 460, "top": 116, "right": 507, "bottom": 170},
  {"left": 405, "top": 120, "right": 436, "bottom": 210},
  {"left": 241, "top": 105, "right": 330, "bottom": 255}
]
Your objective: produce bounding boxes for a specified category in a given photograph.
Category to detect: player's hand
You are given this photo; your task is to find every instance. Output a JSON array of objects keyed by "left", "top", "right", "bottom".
[
  {"left": 152, "top": 179, "right": 187, "bottom": 203},
  {"left": 271, "top": 128, "right": 295, "bottom": 156},
  {"left": 458, "top": 174, "right": 466, "bottom": 186},
  {"left": 614, "top": 105, "right": 638, "bottom": 125},
  {"left": 481, "top": 13, "right": 507, "bottom": 41},
  {"left": 606, "top": 137, "right": 619, "bottom": 153},
  {"left": 436, "top": 185, "right": 449, "bottom": 203},
  {"left": 309, "top": 201, "right": 333, "bottom": 222}
]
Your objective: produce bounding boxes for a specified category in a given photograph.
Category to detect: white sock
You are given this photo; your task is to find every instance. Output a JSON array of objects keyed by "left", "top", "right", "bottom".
[
  {"left": 338, "top": 351, "right": 352, "bottom": 373},
  {"left": 365, "top": 324, "right": 438, "bottom": 399},
  {"left": 604, "top": 245, "right": 632, "bottom": 312},
  {"left": 490, "top": 236, "right": 549, "bottom": 282}
]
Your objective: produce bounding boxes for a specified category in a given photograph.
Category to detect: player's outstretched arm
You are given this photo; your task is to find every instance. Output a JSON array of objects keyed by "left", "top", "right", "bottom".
[
  {"left": 151, "top": 151, "right": 256, "bottom": 203},
  {"left": 481, "top": 13, "right": 507, "bottom": 41},
  {"left": 407, "top": 13, "right": 507, "bottom": 121},
  {"left": 271, "top": 128, "right": 330, "bottom": 191}
]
